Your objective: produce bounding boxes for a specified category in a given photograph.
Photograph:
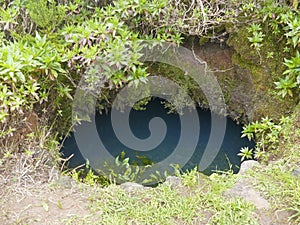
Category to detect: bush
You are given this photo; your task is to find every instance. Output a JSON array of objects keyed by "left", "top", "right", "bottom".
[
  {"left": 240, "top": 116, "right": 291, "bottom": 161},
  {"left": 0, "top": 0, "right": 299, "bottom": 154}
]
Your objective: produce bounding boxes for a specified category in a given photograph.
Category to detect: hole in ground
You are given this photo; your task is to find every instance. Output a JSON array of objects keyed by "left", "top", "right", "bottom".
[{"left": 60, "top": 98, "right": 255, "bottom": 182}]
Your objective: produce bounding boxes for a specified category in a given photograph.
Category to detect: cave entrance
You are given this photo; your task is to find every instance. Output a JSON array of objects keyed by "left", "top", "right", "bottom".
[{"left": 61, "top": 97, "right": 255, "bottom": 183}]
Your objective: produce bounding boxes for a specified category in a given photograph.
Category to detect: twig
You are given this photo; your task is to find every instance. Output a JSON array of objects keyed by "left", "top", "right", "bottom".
[
  {"left": 60, "top": 154, "right": 74, "bottom": 172},
  {"left": 197, "top": 0, "right": 207, "bottom": 25},
  {"left": 191, "top": 40, "right": 208, "bottom": 75},
  {"left": 208, "top": 67, "right": 234, "bottom": 73}
]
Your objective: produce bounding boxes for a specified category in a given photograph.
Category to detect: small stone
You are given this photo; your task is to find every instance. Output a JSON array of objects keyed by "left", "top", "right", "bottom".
[
  {"left": 165, "top": 176, "right": 182, "bottom": 188},
  {"left": 238, "top": 160, "right": 260, "bottom": 175},
  {"left": 120, "top": 182, "right": 146, "bottom": 192},
  {"left": 226, "top": 179, "right": 270, "bottom": 210},
  {"left": 292, "top": 167, "right": 300, "bottom": 178},
  {"left": 54, "top": 175, "right": 74, "bottom": 188}
]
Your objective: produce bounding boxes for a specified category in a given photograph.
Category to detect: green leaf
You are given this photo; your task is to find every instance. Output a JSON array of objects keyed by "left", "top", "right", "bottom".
[
  {"left": 16, "top": 71, "right": 25, "bottom": 83},
  {"left": 292, "top": 35, "right": 299, "bottom": 48},
  {"left": 41, "top": 201, "right": 49, "bottom": 212},
  {"left": 0, "top": 68, "right": 10, "bottom": 75}
]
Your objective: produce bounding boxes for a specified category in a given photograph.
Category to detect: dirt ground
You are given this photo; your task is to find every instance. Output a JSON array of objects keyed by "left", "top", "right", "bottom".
[{"left": 0, "top": 150, "right": 97, "bottom": 225}]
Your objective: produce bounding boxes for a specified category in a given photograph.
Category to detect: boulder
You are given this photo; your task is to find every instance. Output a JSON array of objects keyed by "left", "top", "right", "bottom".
[
  {"left": 238, "top": 160, "right": 260, "bottom": 175},
  {"left": 225, "top": 179, "right": 270, "bottom": 210},
  {"left": 165, "top": 176, "right": 182, "bottom": 188},
  {"left": 120, "top": 182, "right": 148, "bottom": 192}
]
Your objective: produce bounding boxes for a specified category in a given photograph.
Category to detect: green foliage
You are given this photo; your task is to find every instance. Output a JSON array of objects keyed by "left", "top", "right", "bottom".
[
  {"left": 1, "top": 0, "right": 296, "bottom": 139},
  {"left": 25, "top": 0, "right": 66, "bottom": 32},
  {"left": 247, "top": 24, "right": 265, "bottom": 51},
  {"left": 0, "top": 1, "right": 299, "bottom": 222},
  {"left": 69, "top": 161, "right": 110, "bottom": 187},
  {"left": 238, "top": 147, "right": 253, "bottom": 161},
  {"left": 242, "top": 1, "right": 300, "bottom": 99},
  {"left": 284, "top": 51, "right": 300, "bottom": 77},
  {"left": 0, "top": 0, "right": 299, "bottom": 190},
  {"left": 284, "top": 15, "right": 300, "bottom": 48},
  {"left": 241, "top": 116, "right": 291, "bottom": 161},
  {"left": 180, "top": 167, "right": 200, "bottom": 187},
  {"left": 102, "top": 152, "right": 169, "bottom": 185},
  {"left": 249, "top": 159, "right": 300, "bottom": 223},
  {"left": 76, "top": 170, "right": 257, "bottom": 225},
  {"left": 65, "top": 151, "right": 175, "bottom": 186},
  {"left": 106, "top": 154, "right": 143, "bottom": 183},
  {"left": 275, "top": 75, "right": 297, "bottom": 98},
  {"left": 0, "top": 32, "right": 70, "bottom": 140},
  {"left": 275, "top": 51, "right": 300, "bottom": 97}
]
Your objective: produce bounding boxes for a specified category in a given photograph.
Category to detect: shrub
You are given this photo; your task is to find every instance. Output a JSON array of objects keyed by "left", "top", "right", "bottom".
[{"left": 240, "top": 116, "right": 291, "bottom": 162}]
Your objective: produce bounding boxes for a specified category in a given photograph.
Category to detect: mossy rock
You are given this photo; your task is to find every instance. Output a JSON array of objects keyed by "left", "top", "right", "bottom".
[
  {"left": 147, "top": 29, "right": 298, "bottom": 123},
  {"left": 226, "top": 26, "right": 298, "bottom": 121}
]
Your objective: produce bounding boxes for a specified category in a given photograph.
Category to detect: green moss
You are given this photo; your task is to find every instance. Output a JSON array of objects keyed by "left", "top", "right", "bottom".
[
  {"left": 227, "top": 26, "right": 297, "bottom": 121},
  {"left": 146, "top": 62, "right": 207, "bottom": 112},
  {"left": 199, "top": 37, "right": 209, "bottom": 46}
]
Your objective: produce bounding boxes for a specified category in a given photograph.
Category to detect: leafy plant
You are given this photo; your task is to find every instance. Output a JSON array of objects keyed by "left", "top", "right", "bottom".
[
  {"left": 284, "top": 16, "right": 300, "bottom": 48},
  {"left": 271, "top": 9, "right": 300, "bottom": 98},
  {"left": 241, "top": 116, "right": 290, "bottom": 161},
  {"left": 247, "top": 23, "right": 265, "bottom": 51},
  {"left": 275, "top": 75, "right": 297, "bottom": 97},
  {"left": 0, "top": 32, "right": 69, "bottom": 141},
  {"left": 238, "top": 147, "right": 253, "bottom": 161},
  {"left": 25, "top": 0, "right": 66, "bottom": 33},
  {"left": 180, "top": 167, "right": 200, "bottom": 187},
  {"left": 275, "top": 51, "right": 300, "bottom": 97},
  {"left": 243, "top": 1, "right": 300, "bottom": 99},
  {"left": 102, "top": 152, "right": 169, "bottom": 185},
  {"left": 69, "top": 161, "right": 109, "bottom": 187}
]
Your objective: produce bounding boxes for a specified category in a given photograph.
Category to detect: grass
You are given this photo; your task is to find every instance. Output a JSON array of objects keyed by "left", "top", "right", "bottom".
[
  {"left": 244, "top": 105, "right": 300, "bottom": 224},
  {"left": 60, "top": 170, "right": 259, "bottom": 225},
  {"left": 247, "top": 160, "right": 300, "bottom": 222},
  {"left": 247, "top": 146, "right": 300, "bottom": 223}
]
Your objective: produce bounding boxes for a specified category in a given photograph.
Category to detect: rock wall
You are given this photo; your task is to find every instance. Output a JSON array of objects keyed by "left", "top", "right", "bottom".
[
  {"left": 226, "top": 26, "right": 298, "bottom": 121},
  {"left": 150, "top": 30, "right": 298, "bottom": 123}
]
